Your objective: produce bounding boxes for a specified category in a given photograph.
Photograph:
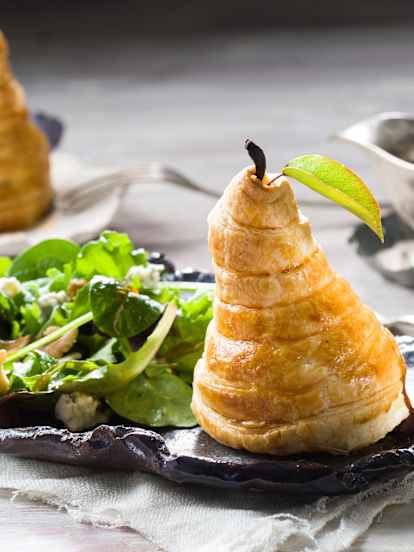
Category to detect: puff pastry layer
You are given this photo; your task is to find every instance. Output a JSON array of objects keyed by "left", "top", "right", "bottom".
[{"left": 192, "top": 166, "right": 409, "bottom": 455}]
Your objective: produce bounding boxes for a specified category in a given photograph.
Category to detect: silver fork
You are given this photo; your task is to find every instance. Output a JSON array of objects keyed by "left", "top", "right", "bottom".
[{"left": 58, "top": 163, "right": 220, "bottom": 213}]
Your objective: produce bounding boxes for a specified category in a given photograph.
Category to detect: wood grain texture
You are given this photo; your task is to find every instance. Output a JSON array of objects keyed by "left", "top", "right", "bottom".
[
  {"left": 0, "top": 20, "right": 413, "bottom": 550},
  {"left": 0, "top": 492, "right": 159, "bottom": 552}
]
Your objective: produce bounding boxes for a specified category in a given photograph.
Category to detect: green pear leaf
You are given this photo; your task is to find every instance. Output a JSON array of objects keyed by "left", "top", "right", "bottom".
[{"left": 283, "top": 155, "right": 383, "bottom": 241}]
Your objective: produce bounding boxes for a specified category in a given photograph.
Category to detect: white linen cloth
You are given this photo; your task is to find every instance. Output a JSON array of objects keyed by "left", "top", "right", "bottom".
[{"left": 1, "top": 453, "right": 414, "bottom": 552}]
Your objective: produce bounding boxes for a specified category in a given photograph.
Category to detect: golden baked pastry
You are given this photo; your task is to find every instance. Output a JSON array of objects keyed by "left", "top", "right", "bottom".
[
  {"left": 0, "top": 31, "right": 52, "bottom": 231},
  {"left": 192, "top": 154, "right": 409, "bottom": 455}
]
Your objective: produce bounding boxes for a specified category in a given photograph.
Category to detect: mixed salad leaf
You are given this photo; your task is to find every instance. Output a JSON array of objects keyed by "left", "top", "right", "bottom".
[
  {"left": 0, "top": 231, "right": 214, "bottom": 431},
  {"left": 89, "top": 276, "right": 164, "bottom": 337}
]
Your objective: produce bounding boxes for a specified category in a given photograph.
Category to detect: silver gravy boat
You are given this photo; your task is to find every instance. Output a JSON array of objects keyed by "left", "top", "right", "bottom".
[{"left": 335, "top": 112, "right": 414, "bottom": 230}]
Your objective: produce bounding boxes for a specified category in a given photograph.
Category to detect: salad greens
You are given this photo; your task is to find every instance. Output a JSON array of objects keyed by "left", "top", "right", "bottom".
[
  {"left": 89, "top": 276, "right": 164, "bottom": 337},
  {"left": 0, "top": 231, "right": 214, "bottom": 431},
  {"left": 9, "top": 239, "right": 80, "bottom": 281},
  {"left": 0, "top": 257, "right": 12, "bottom": 277},
  {"left": 108, "top": 365, "right": 195, "bottom": 427},
  {"left": 7, "top": 303, "right": 177, "bottom": 396},
  {"left": 159, "top": 288, "right": 213, "bottom": 383},
  {"left": 75, "top": 231, "right": 148, "bottom": 280}
]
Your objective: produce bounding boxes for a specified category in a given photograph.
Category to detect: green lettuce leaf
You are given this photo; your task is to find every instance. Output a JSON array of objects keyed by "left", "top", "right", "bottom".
[
  {"left": 5, "top": 350, "right": 56, "bottom": 392},
  {"left": 9, "top": 239, "right": 80, "bottom": 282},
  {"left": 0, "top": 257, "right": 12, "bottom": 277},
  {"left": 107, "top": 365, "right": 196, "bottom": 427},
  {"left": 159, "top": 289, "right": 213, "bottom": 379},
  {"left": 75, "top": 231, "right": 148, "bottom": 280},
  {"left": 70, "top": 282, "right": 91, "bottom": 320},
  {"left": 0, "top": 290, "right": 44, "bottom": 339},
  {"left": 89, "top": 276, "right": 164, "bottom": 337}
]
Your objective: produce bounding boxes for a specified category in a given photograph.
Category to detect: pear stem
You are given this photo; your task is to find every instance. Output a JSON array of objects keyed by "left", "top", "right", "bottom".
[{"left": 244, "top": 139, "right": 266, "bottom": 180}]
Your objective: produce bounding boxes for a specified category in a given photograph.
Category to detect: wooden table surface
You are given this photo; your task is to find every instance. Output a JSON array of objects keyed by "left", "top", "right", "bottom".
[{"left": 1, "top": 20, "right": 414, "bottom": 551}]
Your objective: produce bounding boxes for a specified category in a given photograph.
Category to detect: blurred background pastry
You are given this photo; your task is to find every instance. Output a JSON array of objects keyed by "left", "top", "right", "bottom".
[{"left": 0, "top": 31, "right": 52, "bottom": 231}]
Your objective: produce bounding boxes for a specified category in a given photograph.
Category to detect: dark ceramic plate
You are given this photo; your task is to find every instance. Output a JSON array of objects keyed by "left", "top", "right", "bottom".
[
  {"left": 32, "top": 111, "right": 64, "bottom": 150},
  {"left": 0, "top": 332, "right": 413, "bottom": 496}
]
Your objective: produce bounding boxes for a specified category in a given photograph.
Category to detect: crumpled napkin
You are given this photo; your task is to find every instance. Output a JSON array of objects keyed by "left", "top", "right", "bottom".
[{"left": 1, "top": 453, "right": 414, "bottom": 552}]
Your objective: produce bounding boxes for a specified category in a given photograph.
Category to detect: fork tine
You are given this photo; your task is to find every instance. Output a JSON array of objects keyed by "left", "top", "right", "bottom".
[{"left": 60, "top": 163, "right": 221, "bottom": 211}]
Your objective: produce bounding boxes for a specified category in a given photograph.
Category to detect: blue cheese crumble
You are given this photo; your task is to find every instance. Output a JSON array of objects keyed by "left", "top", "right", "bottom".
[
  {"left": 0, "top": 277, "right": 23, "bottom": 298},
  {"left": 55, "top": 392, "right": 110, "bottom": 432},
  {"left": 38, "top": 291, "right": 67, "bottom": 308},
  {"left": 125, "top": 263, "right": 164, "bottom": 290}
]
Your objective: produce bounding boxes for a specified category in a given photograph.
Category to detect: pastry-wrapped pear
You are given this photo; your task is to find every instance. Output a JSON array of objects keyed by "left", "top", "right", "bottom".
[
  {"left": 192, "top": 164, "right": 409, "bottom": 455},
  {"left": 0, "top": 31, "right": 52, "bottom": 231}
]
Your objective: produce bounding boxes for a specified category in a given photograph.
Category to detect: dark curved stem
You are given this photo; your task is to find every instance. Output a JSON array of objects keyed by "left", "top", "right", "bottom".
[{"left": 244, "top": 139, "right": 266, "bottom": 180}]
